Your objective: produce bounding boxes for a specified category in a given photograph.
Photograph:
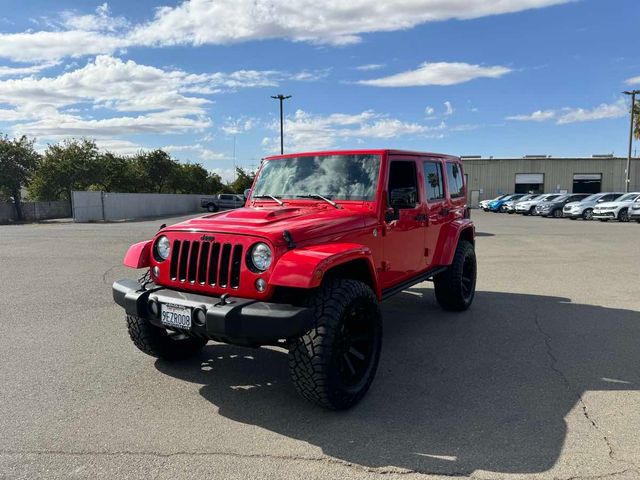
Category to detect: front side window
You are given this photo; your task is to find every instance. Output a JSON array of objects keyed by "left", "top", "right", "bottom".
[
  {"left": 423, "top": 161, "right": 444, "bottom": 201},
  {"left": 445, "top": 162, "right": 464, "bottom": 198},
  {"left": 252, "top": 154, "right": 381, "bottom": 201}
]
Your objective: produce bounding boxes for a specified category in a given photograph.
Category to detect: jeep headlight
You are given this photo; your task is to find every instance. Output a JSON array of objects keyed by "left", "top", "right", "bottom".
[
  {"left": 249, "top": 242, "right": 272, "bottom": 271},
  {"left": 154, "top": 235, "right": 171, "bottom": 261}
]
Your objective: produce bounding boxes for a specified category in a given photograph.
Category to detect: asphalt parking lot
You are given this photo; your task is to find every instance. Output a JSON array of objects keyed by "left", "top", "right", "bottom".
[{"left": 1, "top": 211, "right": 639, "bottom": 480}]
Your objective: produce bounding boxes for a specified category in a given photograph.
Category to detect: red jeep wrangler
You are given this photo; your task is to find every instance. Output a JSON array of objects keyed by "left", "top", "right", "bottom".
[{"left": 113, "top": 150, "right": 476, "bottom": 409}]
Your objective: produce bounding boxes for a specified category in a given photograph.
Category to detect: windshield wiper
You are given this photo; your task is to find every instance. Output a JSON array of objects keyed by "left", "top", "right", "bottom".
[
  {"left": 252, "top": 194, "right": 284, "bottom": 206},
  {"left": 296, "top": 194, "right": 341, "bottom": 209}
]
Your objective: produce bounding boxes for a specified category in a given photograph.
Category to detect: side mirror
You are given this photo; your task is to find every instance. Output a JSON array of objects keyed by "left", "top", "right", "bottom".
[{"left": 243, "top": 188, "right": 251, "bottom": 199}]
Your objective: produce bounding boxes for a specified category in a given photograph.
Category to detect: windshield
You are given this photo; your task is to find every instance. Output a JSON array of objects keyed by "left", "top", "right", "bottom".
[
  {"left": 544, "top": 194, "right": 563, "bottom": 202},
  {"left": 617, "top": 193, "right": 639, "bottom": 202},
  {"left": 581, "top": 194, "right": 600, "bottom": 202},
  {"left": 252, "top": 154, "right": 381, "bottom": 201}
]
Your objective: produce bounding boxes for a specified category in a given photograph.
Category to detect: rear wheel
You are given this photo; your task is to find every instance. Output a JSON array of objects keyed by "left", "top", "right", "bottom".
[
  {"left": 618, "top": 208, "right": 630, "bottom": 222},
  {"left": 582, "top": 208, "right": 593, "bottom": 220},
  {"left": 434, "top": 240, "right": 477, "bottom": 312},
  {"left": 288, "top": 279, "right": 382, "bottom": 410},
  {"left": 126, "top": 315, "right": 207, "bottom": 360}
]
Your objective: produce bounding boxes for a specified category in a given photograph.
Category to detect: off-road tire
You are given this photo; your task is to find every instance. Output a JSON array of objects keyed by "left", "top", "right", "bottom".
[
  {"left": 582, "top": 208, "right": 593, "bottom": 220},
  {"left": 288, "top": 279, "right": 382, "bottom": 410},
  {"left": 126, "top": 315, "right": 207, "bottom": 360},
  {"left": 207, "top": 203, "right": 218, "bottom": 212},
  {"left": 618, "top": 208, "right": 629, "bottom": 222},
  {"left": 434, "top": 240, "right": 477, "bottom": 312}
]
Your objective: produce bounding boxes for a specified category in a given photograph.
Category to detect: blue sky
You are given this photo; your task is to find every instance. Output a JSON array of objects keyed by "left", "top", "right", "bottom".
[{"left": 0, "top": 0, "right": 638, "bottom": 180}]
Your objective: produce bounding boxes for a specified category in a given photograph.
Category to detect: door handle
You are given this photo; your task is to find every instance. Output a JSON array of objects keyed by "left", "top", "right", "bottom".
[{"left": 439, "top": 208, "right": 450, "bottom": 216}]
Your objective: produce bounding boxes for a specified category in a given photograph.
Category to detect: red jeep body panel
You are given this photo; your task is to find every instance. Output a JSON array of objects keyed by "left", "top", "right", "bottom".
[{"left": 124, "top": 149, "right": 473, "bottom": 301}]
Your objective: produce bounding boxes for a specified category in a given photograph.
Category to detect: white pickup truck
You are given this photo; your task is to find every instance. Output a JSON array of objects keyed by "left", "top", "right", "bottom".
[{"left": 200, "top": 194, "right": 245, "bottom": 212}]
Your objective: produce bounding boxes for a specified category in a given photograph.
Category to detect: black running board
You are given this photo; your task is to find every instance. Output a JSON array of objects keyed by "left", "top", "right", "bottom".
[{"left": 381, "top": 266, "right": 448, "bottom": 300}]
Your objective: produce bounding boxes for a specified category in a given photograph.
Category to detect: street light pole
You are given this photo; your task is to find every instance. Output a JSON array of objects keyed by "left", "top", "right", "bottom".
[
  {"left": 271, "top": 94, "right": 291, "bottom": 154},
  {"left": 623, "top": 90, "right": 639, "bottom": 193}
]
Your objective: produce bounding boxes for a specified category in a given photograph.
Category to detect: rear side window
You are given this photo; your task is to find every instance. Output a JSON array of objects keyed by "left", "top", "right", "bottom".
[
  {"left": 423, "top": 161, "right": 445, "bottom": 201},
  {"left": 445, "top": 162, "right": 464, "bottom": 198}
]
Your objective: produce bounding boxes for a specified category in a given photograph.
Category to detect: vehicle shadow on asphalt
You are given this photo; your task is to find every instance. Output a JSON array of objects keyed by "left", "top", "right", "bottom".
[{"left": 155, "top": 288, "right": 640, "bottom": 476}]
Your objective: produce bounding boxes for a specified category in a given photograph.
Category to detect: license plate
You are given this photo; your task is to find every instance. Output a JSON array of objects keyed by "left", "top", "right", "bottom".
[{"left": 160, "top": 303, "right": 192, "bottom": 330}]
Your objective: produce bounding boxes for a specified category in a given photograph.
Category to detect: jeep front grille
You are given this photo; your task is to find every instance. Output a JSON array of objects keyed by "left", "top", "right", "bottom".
[{"left": 169, "top": 240, "right": 243, "bottom": 289}]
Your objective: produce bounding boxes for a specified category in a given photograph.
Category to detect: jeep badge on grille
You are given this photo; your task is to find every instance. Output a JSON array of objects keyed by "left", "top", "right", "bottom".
[{"left": 200, "top": 235, "right": 215, "bottom": 242}]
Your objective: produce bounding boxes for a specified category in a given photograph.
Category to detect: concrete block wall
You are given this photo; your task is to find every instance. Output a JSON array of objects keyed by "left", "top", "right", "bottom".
[
  {"left": 0, "top": 200, "right": 71, "bottom": 223},
  {"left": 72, "top": 191, "right": 202, "bottom": 222}
]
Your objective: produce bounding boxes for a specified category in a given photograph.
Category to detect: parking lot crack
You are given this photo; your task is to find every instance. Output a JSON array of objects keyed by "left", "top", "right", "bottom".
[{"left": 531, "top": 306, "right": 636, "bottom": 471}]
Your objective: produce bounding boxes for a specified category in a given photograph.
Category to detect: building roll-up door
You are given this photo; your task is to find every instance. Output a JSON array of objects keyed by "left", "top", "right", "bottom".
[
  {"left": 573, "top": 174, "right": 601, "bottom": 194},
  {"left": 515, "top": 173, "right": 544, "bottom": 194}
]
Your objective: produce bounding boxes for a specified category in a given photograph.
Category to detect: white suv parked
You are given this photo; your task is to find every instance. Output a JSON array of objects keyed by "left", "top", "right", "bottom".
[
  {"left": 562, "top": 192, "right": 623, "bottom": 220},
  {"left": 592, "top": 192, "right": 640, "bottom": 222},
  {"left": 515, "top": 194, "right": 561, "bottom": 215}
]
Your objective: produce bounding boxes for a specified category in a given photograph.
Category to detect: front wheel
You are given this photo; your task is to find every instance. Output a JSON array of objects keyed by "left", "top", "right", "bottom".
[
  {"left": 618, "top": 208, "right": 630, "bottom": 222},
  {"left": 552, "top": 209, "right": 563, "bottom": 218},
  {"left": 288, "top": 279, "right": 382, "bottom": 410},
  {"left": 582, "top": 208, "right": 593, "bottom": 220},
  {"left": 207, "top": 203, "right": 218, "bottom": 212},
  {"left": 434, "top": 240, "right": 477, "bottom": 311},
  {"left": 126, "top": 315, "right": 207, "bottom": 360}
]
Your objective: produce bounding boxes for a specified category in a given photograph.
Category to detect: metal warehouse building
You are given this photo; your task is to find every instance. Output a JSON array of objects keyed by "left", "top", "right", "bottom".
[{"left": 461, "top": 155, "right": 640, "bottom": 207}]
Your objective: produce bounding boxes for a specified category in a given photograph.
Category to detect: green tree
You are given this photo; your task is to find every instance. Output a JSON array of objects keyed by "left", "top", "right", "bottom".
[
  {"left": 228, "top": 167, "right": 255, "bottom": 193},
  {"left": 205, "top": 171, "right": 225, "bottom": 194},
  {"left": 168, "top": 163, "right": 209, "bottom": 194},
  {"left": 0, "top": 135, "right": 40, "bottom": 220},
  {"left": 29, "top": 138, "right": 100, "bottom": 207},
  {"left": 135, "top": 149, "right": 178, "bottom": 193}
]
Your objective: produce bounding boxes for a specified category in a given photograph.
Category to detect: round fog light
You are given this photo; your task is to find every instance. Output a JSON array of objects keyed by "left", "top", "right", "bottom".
[
  {"left": 193, "top": 307, "right": 206, "bottom": 326},
  {"left": 148, "top": 300, "right": 159, "bottom": 318},
  {"left": 152, "top": 266, "right": 160, "bottom": 277},
  {"left": 255, "top": 278, "right": 267, "bottom": 292}
]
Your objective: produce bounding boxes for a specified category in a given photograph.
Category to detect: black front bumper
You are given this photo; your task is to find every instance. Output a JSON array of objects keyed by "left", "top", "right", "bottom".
[{"left": 112, "top": 279, "right": 313, "bottom": 346}]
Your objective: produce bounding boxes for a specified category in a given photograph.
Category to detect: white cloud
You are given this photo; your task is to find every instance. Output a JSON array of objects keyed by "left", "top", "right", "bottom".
[
  {"left": 424, "top": 105, "right": 435, "bottom": 116},
  {"left": 94, "top": 138, "right": 145, "bottom": 155},
  {"left": 358, "top": 61, "right": 511, "bottom": 87},
  {"left": 625, "top": 76, "right": 640, "bottom": 86},
  {"left": 0, "top": 61, "right": 60, "bottom": 78},
  {"left": 163, "top": 143, "right": 226, "bottom": 161},
  {"left": 61, "top": 3, "right": 129, "bottom": 32},
  {"left": 263, "top": 109, "right": 449, "bottom": 152},
  {"left": 557, "top": 100, "right": 627, "bottom": 124},
  {"left": 444, "top": 101, "right": 454, "bottom": 115},
  {"left": 0, "top": 0, "right": 571, "bottom": 62},
  {"left": 0, "top": 55, "right": 318, "bottom": 144},
  {"left": 506, "top": 100, "right": 628, "bottom": 124},
  {"left": 221, "top": 117, "right": 255, "bottom": 135},
  {"left": 0, "top": 30, "right": 127, "bottom": 62},
  {"left": 129, "top": 0, "right": 571, "bottom": 48},
  {"left": 359, "top": 61, "right": 512, "bottom": 87},
  {"left": 506, "top": 109, "right": 556, "bottom": 121},
  {"left": 355, "top": 64, "right": 385, "bottom": 71}
]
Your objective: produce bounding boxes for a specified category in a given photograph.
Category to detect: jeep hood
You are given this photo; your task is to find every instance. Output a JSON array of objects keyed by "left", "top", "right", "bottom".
[{"left": 164, "top": 205, "right": 375, "bottom": 244}]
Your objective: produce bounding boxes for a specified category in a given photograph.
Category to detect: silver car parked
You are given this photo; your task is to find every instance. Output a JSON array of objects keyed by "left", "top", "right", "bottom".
[{"left": 562, "top": 192, "right": 623, "bottom": 220}]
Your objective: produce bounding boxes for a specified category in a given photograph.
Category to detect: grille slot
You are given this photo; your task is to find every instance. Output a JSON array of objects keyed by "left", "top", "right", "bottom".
[
  {"left": 167, "top": 238, "right": 243, "bottom": 290},
  {"left": 219, "top": 244, "right": 232, "bottom": 287},
  {"left": 230, "top": 245, "right": 243, "bottom": 289},
  {"left": 178, "top": 240, "right": 190, "bottom": 281},
  {"left": 169, "top": 240, "right": 181, "bottom": 279},
  {"left": 208, "top": 242, "right": 220, "bottom": 286}
]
